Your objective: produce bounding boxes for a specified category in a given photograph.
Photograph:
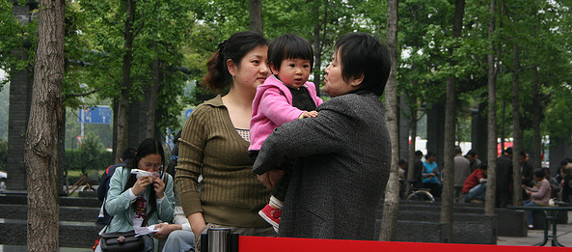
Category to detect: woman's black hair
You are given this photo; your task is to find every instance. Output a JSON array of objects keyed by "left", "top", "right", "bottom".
[
  {"left": 268, "top": 33, "right": 314, "bottom": 72},
  {"left": 202, "top": 31, "right": 268, "bottom": 92},
  {"left": 534, "top": 169, "right": 545, "bottom": 179},
  {"left": 123, "top": 138, "right": 166, "bottom": 211},
  {"left": 334, "top": 32, "right": 391, "bottom": 96}
]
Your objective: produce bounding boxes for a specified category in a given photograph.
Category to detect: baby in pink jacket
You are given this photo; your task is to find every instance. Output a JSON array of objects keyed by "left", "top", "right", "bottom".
[{"left": 249, "top": 33, "right": 323, "bottom": 232}]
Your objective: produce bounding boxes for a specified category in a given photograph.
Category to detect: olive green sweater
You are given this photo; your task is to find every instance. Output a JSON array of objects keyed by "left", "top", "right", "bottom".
[{"left": 175, "top": 95, "right": 271, "bottom": 228}]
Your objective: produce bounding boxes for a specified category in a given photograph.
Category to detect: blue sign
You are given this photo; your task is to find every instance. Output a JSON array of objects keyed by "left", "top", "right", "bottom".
[
  {"left": 78, "top": 106, "right": 112, "bottom": 124},
  {"left": 185, "top": 108, "right": 194, "bottom": 118}
]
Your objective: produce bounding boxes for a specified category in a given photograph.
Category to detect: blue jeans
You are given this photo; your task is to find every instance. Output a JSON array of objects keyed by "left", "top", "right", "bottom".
[
  {"left": 162, "top": 230, "right": 195, "bottom": 252},
  {"left": 465, "top": 183, "right": 486, "bottom": 202},
  {"left": 523, "top": 199, "right": 539, "bottom": 225}
]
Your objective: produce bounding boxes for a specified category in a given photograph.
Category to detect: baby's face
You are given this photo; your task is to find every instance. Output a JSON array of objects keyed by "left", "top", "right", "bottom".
[{"left": 272, "top": 58, "right": 311, "bottom": 89}]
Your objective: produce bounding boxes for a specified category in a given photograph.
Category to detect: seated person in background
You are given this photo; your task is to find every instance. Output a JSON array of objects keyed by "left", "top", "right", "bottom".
[
  {"left": 153, "top": 204, "right": 195, "bottom": 252},
  {"left": 522, "top": 169, "right": 552, "bottom": 229},
  {"left": 463, "top": 163, "right": 488, "bottom": 203}
]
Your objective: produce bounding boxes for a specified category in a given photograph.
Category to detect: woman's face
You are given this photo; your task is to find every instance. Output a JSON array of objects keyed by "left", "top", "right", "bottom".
[
  {"left": 323, "top": 49, "right": 358, "bottom": 97},
  {"left": 138, "top": 153, "right": 162, "bottom": 172},
  {"left": 229, "top": 45, "right": 269, "bottom": 93}
]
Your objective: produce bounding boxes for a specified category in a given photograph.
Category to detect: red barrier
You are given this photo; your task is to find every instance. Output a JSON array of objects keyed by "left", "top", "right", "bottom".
[{"left": 239, "top": 236, "right": 571, "bottom": 252}]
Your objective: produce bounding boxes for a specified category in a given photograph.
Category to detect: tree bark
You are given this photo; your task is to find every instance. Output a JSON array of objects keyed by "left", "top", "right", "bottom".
[
  {"left": 511, "top": 45, "right": 523, "bottom": 206},
  {"left": 405, "top": 106, "right": 418, "bottom": 198},
  {"left": 531, "top": 66, "right": 542, "bottom": 169},
  {"left": 484, "top": 0, "right": 497, "bottom": 216},
  {"left": 312, "top": 1, "right": 326, "bottom": 96},
  {"left": 24, "top": 0, "right": 65, "bottom": 250},
  {"left": 379, "top": 0, "right": 399, "bottom": 241},
  {"left": 115, "top": 0, "right": 136, "bottom": 163},
  {"left": 249, "top": 0, "right": 263, "bottom": 35},
  {"left": 441, "top": 0, "right": 465, "bottom": 240}
]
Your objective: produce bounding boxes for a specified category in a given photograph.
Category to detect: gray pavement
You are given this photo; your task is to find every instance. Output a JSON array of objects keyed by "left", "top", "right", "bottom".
[
  {"left": 2, "top": 213, "right": 571, "bottom": 250},
  {"left": 497, "top": 211, "right": 572, "bottom": 247}
]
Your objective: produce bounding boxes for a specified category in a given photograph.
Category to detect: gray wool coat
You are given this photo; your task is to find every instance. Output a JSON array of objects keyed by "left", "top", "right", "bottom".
[{"left": 253, "top": 91, "right": 391, "bottom": 240}]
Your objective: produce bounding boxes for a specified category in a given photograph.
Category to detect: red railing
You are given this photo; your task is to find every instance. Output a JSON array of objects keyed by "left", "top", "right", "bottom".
[{"left": 239, "top": 236, "right": 570, "bottom": 252}]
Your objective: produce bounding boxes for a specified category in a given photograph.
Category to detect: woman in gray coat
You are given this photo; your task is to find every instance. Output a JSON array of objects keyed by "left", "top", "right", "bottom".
[{"left": 253, "top": 32, "right": 391, "bottom": 240}]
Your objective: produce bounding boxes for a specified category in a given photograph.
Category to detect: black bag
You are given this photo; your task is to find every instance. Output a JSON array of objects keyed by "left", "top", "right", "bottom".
[{"left": 100, "top": 230, "right": 144, "bottom": 252}]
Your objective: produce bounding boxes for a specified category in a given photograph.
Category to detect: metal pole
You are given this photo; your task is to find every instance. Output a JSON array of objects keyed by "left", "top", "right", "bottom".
[{"left": 208, "top": 228, "right": 230, "bottom": 252}]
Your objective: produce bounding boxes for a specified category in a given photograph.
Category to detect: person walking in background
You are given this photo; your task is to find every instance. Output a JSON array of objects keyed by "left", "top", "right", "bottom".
[
  {"left": 496, "top": 147, "right": 513, "bottom": 208},
  {"left": 253, "top": 32, "right": 392, "bottom": 240},
  {"left": 453, "top": 146, "right": 471, "bottom": 202},
  {"left": 94, "top": 138, "right": 175, "bottom": 252},
  {"left": 422, "top": 152, "right": 441, "bottom": 198},
  {"left": 175, "top": 31, "right": 275, "bottom": 251},
  {"left": 465, "top": 150, "right": 482, "bottom": 172},
  {"left": 411, "top": 150, "right": 424, "bottom": 188},
  {"left": 520, "top": 151, "right": 534, "bottom": 191},
  {"left": 249, "top": 33, "right": 323, "bottom": 232},
  {"left": 522, "top": 169, "right": 552, "bottom": 229}
]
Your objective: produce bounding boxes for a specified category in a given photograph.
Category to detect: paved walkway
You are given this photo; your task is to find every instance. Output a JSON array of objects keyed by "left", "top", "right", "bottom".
[
  {"left": 3, "top": 213, "right": 571, "bottom": 250},
  {"left": 498, "top": 212, "right": 572, "bottom": 247}
]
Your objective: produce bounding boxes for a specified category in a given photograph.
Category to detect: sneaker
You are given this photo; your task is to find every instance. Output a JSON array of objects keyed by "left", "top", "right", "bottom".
[
  {"left": 259, "top": 204, "right": 281, "bottom": 233},
  {"left": 528, "top": 224, "right": 534, "bottom": 229}
]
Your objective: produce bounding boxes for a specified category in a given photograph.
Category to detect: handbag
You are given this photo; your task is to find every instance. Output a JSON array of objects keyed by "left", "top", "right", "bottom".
[{"left": 100, "top": 230, "right": 144, "bottom": 252}]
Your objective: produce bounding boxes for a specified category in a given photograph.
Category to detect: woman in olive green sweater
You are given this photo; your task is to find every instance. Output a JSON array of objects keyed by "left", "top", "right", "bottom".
[{"left": 175, "top": 31, "right": 275, "bottom": 250}]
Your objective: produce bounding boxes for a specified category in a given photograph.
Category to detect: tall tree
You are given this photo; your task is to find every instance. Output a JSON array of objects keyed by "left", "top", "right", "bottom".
[
  {"left": 24, "top": 0, "right": 65, "bottom": 250},
  {"left": 484, "top": 0, "right": 498, "bottom": 216},
  {"left": 379, "top": 0, "right": 399, "bottom": 241},
  {"left": 511, "top": 44, "right": 522, "bottom": 206},
  {"left": 249, "top": 0, "right": 263, "bottom": 34},
  {"left": 115, "top": 0, "right": 136, "bottom": 162},
  {"left": 441, "top": 0, "right": 465, "bottom": 239}
]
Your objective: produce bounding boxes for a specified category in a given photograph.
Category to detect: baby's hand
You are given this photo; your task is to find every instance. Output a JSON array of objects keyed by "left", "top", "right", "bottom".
[{"left": 300, "top": 111, "right": 318, "bottom": 118}]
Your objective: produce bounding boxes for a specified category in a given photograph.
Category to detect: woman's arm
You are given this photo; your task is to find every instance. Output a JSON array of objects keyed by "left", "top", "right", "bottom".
[
  {"left": 157, "top": 174, "right": 176, "bottom": 222},
  {"left": 187, "top": 212, "right": 207, "bottom": 239},
  {"left": 176, "top": 106, "right": 207, "bottom": 219},
  {"left": 105, "top": 167, "right": 133, "bottom": 216},
  {"left": 253, "top": 98, "right": 355, "bottom": 175}
]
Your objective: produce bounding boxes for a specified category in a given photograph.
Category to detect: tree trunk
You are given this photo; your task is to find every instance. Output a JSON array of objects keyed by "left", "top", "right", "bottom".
[
  {"left": 405, "top": 107, "right": 418, "bottom": 198},
  {"left": 531, "top": 66, "right": 542, "bottom": 169},
  {"left": 484, "top": 0, "right": 497, "bottom": 216},
  {"left": 511, "top": 45, "right": 523, "bottom": 206},
  {"left": 379, "top": 0, "right": 399, "bottom": 241},
  {"left": 249, "top": 0, "right": 263, "bottom": 35},
  {"left": 312, "top": 1, "right": 325, "bottom": 95},
  {"left": 24, "top": 0, "right": 65, "bottom": 250},
  {"left": 146, "top": 58, "right": 160, "bottom": 138},
  {"left": 441, "top": 0, "right": 465, "bottom": 240},
  {"left": 115, "top": 0, "right": 136, "bottom": 163}
]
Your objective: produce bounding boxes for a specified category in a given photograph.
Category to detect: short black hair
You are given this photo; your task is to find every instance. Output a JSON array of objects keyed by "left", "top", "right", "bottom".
[
  {"left": 415, "top": 150, "right": 423, "bottom": 157},
  {"left": 534, "top": 169, "right": 545, "bottom": 179},
  {"left": 334, "top": 32, "right": 391, "bottom": 96},
  {"left": 426, "top": 152, "right": 435, "bottom": 159},
  {"left": 399, "top": 159, "right": 407, "bottom": 166},
  {"left": 520, "top": 151, "right": 527, "bottom": 157},
  {"left": 268, "top": 33, "right": 313, "bottom": 72},
  {"left": 454, "top": 146, "right": 462, "bottom": 154},
  {"left": 466, "top": 150, "right": 477, "bottom": 157}
]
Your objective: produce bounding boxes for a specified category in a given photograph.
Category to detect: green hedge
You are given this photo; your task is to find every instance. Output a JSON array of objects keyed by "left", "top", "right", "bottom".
[{"left": 64, "top": 134, "right": 112, "bottom": 174}]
